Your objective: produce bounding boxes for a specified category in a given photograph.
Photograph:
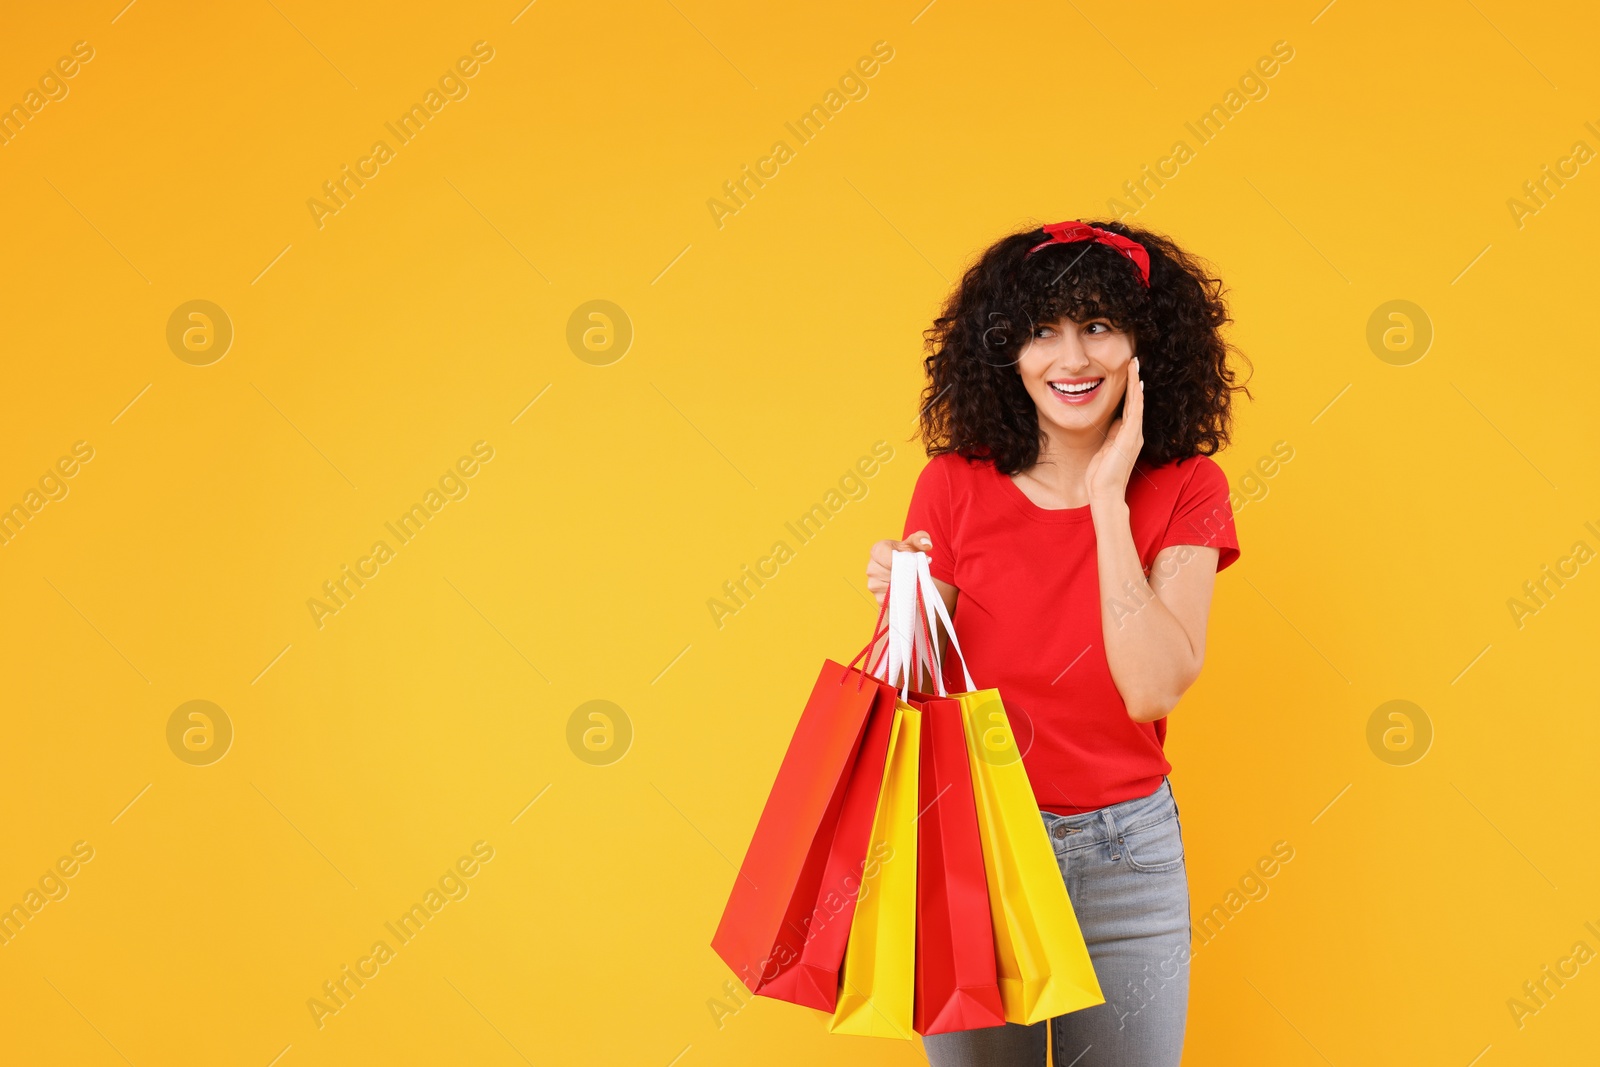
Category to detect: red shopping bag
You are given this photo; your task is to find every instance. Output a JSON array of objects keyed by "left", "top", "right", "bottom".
[
  {"left": 778, "top": 684, "right": 897, "bottom": 1009},
  {"left": 912, "top": 693, "right": 1006, "bottom": 1035},
  {"left": 896, "top": 575, "right": 1005, "bottom": 1035},
  {"left": 860, "top": 567, "right": 1005, "bottom": 1036},
  {"left": 711, "top": 609, "right": 899, "bottom": 1009}
]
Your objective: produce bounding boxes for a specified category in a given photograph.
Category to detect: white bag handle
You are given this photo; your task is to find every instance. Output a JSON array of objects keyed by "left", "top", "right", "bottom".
[
  {"left": 870, "top": 547, "right": 940, "bottom": 687},
  {"left": 872, "top": 550, "right": 975, "bottom": 698},
  {"left": 886, "top": 550, "right": 920, "bottom": 700},
  {"left": 870, "top": 550, "right": 966, "bottom": 700},
  {"left": 912, "top": 551, "right": 976, "bottom": 695},
  {"left": 866, "top": 620, "right": 935, "bottom": 696}
]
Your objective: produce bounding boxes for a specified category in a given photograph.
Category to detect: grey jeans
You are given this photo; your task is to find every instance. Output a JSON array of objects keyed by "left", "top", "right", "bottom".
[{"left": 921, "top": 776, "right": 1191, "bottom": 1067}]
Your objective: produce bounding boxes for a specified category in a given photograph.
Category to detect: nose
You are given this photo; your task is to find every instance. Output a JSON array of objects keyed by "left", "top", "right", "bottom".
[{"left": 1053, "top": 330, "right": 1091, "bottom": 371}]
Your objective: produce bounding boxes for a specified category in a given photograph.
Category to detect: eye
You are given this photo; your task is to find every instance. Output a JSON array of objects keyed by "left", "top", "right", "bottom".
[
  {"left": 1084, "top": 321, "right": 1112, "bottom": 335},
  {"left": 1033, "top": 324, "right": 1055, "bottom": 339}
]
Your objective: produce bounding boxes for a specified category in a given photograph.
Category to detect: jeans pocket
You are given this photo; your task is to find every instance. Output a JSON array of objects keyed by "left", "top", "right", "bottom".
[{"left": 1122, "top": 812, "right": 1185, "bottom": 873}]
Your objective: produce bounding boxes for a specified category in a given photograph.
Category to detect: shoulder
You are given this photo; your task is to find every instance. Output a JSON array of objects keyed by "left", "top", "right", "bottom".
[
  {"left": 916, "top": 449, "right": 996, "bottom": 487},
  {"left": 1137, "top": 452, "right": 1229, "bottom": 494}
]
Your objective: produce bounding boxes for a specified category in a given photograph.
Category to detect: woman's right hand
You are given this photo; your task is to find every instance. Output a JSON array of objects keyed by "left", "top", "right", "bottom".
[{"left": 866, "top": 530, "right": 933, "bottom": 606}]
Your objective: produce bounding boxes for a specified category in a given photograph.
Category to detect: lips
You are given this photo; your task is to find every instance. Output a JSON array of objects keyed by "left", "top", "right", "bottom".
[{"left": 1047, "top": 378, "right": 1104, "bottom": 405}]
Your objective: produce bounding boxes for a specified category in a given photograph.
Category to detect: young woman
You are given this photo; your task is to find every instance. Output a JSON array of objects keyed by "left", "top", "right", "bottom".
[{"left": 864, "top": 219, "right": 1249, "bottom": 1066}]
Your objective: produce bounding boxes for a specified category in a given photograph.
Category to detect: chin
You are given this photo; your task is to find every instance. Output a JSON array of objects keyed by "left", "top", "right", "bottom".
[{"left": 1042, "top": 408, "right": 1099, "bottom": 431}]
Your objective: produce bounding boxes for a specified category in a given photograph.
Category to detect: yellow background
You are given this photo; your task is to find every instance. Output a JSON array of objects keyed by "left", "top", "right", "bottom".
[{"left": 2, "top": 0, "right": 1597, "bottom": 1063}]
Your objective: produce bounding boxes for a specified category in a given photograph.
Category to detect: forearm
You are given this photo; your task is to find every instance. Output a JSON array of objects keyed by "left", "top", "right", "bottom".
[{"left": 1090, "top": 498, "right": 1198, "bottom": 721}]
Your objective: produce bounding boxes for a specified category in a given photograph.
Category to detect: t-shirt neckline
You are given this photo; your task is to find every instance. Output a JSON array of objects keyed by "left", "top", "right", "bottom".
[{"left": 993, "top": 465, "right": 1095, "bottom": 524}]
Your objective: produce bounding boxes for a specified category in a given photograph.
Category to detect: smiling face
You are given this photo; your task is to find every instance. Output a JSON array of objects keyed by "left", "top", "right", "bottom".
[{"left": 1015, "top": 314, "right": 1135, "bottom": 436}]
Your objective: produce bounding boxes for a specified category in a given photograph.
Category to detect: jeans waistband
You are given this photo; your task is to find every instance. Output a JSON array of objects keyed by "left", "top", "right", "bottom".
[{"left": 1040, "top": 777, "right": 1177, "bottom": 849}]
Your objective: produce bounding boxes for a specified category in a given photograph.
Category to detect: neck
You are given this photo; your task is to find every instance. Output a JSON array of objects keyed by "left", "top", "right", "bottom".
[{"left": 1024, "top": 417, "right": 1112, "bottom": 495}]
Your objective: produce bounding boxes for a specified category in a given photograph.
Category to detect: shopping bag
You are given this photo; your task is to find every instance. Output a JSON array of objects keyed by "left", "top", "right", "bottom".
[
  {"left": 711, "top": 608, "right": 899, "bottom": 1004},
  {"left": 828, "top": 550, "right": 930, "bottom": 1038},
  {"left": 886, "top": 556, "right": 1004, "bottom": 1035},
  {"left": 909, "top": 551, "right": 1105, "bottom": 1025},
  {"left": 956, "top": 685, "right": 1104, "bottom": 1022},
  {"left": 773, "top": 682, "right": 897, "bottom": 1010},
  {"left": 827, "top": 698, "right": 921, "bottom": 1038},
  {"left": 913, "top": 693, "right": 1007, "bottom": 1034}
]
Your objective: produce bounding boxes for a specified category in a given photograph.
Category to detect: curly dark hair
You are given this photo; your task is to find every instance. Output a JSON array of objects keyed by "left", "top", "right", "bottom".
[{"left": 915, "top": 218, "right": 1251, "bottom": 475}]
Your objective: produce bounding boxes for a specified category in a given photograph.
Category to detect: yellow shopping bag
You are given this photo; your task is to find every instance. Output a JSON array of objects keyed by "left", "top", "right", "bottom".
[
  {"left": 827, "top": 701, "right": 921, "bottom": 1039},
  {"left": 957, "top": 690, "right": 1105, "bottom": 1024}
]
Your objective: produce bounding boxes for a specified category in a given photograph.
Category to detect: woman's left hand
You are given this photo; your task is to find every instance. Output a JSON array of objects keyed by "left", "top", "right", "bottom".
[{"left": 1085, "top": 355, "right": 1144, "bottom": 507}]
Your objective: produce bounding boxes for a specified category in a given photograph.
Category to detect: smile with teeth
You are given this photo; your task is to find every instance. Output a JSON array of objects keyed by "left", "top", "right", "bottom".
[{"left": 1048, "top": 378, "right": 1104, "bottom": 402}]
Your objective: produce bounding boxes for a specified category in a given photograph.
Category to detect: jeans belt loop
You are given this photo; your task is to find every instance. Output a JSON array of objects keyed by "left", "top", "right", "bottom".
[{"left": 1100, "top": 808, "right": 1120, "bottom": 860}]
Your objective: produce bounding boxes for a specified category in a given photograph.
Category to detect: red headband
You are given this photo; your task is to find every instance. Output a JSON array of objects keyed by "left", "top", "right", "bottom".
[{"left": 1024, "top": 220, "right": 1151, "bottom": 287}]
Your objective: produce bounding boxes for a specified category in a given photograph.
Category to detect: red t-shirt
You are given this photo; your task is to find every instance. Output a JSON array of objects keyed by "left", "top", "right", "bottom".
[{"left": 902, "top": 450, "right": 1240, "bottom": 814}]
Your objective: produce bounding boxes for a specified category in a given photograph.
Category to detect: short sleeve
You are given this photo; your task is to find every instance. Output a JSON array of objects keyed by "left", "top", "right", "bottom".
[
  {"left": 1156, "top": 456, "right": 1240, "bottom": 572},
  {"left": 903, "top": 456, "right": 956, "bottom": 585}
]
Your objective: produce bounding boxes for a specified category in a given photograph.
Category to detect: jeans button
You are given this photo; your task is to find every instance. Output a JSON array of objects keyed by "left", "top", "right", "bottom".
[{"left": 1051, "top": 823, "right": 1068, "bottom": 840}]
